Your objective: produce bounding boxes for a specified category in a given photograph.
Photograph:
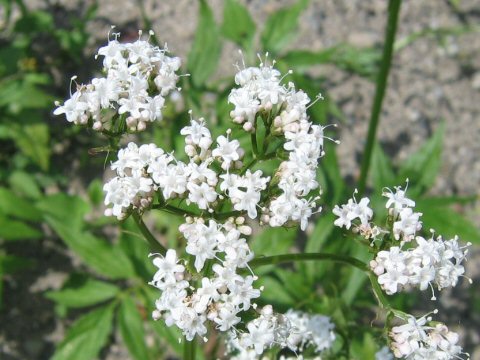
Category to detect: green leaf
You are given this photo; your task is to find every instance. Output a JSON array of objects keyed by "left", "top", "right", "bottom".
[
  {"left": 8, "top": 171, "right": 42, "bottom": 199},
  {"left": 261, "top": 0, "right": 308, "bottom": 54},
  {"left": 399, "top": 123, "right": 445, "bottom": 196},
  {"left": 280, "top": 48, "right": 339, "bottom": 68},
  {"left": 36, "top": 193, "right": 90, "bottom": 232},
  {"left": 87, "top": 179, "right": 104, "bottom": 206},
  {"left": 46, "top": 278, "right": 119, "bottom": 308},
  {"left": 51, "top": 304, "right": 115, "bottom": 360},
  {"left": 119, "top": 218, "right": 153, "bottom": 278},
  {"left": 251, "top": 227, "right": 297, "bottom": 257},
  {"left": 303, "top": 213, "right": 336, "bottom": 280},
  {"left": 187, "top": 0, "right": 221, "bottom": 87},
  {"left": 281, "top": 44, "right": 381, "bottom": 78},
  {"left": 256, "top": 276, "right": 295, "bottom": 306},
  {"left": 143, "top": 287, "right": 182, "bottom": 354},
  {"left": 0, "top": 187, "right": 42, "bottom": 221},
  {"left": 371, "top": 141, "right": 396, "bottom": 189},
  {"left": 9, "top": 123, "right": 50, "bottom": 170},
  {"left": 416, "top": 200, "right": 480, "bottom": 243},
  {"left": 0, "top": 254, "right": 34, "bottom": 274},
  {"left": 45, "top": 216, "right": 136, "bottom": 279},
  {"left": 221, "top": 0, "right": 255, "bottom": 49},
  {"left": 0, "top": 216, "right": 42, "bottom": 240},
  {"left": 118, "top": 297, "right": 150, "bottom": 360}
]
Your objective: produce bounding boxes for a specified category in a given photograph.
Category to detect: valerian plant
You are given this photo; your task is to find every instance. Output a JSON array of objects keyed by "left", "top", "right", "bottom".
[{"left": 49, "top": 1, "right": 478, "bottom": 359}]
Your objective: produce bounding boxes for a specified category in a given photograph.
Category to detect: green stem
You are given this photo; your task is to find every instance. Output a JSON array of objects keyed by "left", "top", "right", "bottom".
[
  {"left": 131, "top": 212, "right": 167, "bottom": 255},
  {"left": 358, "top": 0, "right": 402, "bottom": 195},
  {"left": 251, "top": 132, "right": 259, "bottom": 156},
  {"left": 152, "top": 203, "right": 199, "bottom": 218},
  {"left": 183, "top": 337, "right": 196, "bottom": 360},
  {"left": 368, "top": 272, "right": 391, "bottom": 310},
  {"left": 240, "top": 158, "right": 258, "bottom": 175},
  {"left": 249, "top": 252, "right": 368, "bottom": 272}
]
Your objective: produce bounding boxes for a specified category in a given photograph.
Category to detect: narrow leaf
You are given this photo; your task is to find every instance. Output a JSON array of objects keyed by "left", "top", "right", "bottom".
[
  {"left": 261, "top": 0, "right": 308, "bottom": 54},
  {"left": 188, "top": 0, "right": 221, "bottom": 86},
  {"left": 0, "top": 216, "right": 42, "bottom": 241},
  {"left": 416, "top": 201, "right": 480, "bottom": 244},
  {"left": 371, "top": 141, "right": 396, "bottom": 189},
  {"left": 51, "top": 304, "right": 115, "bottom": 360},
  {"left": 46, "top": 278, "right": 119, "bottom": 308},
  {"left": 0, "top": 187, "right": 42, "bottom": 221},
  {"left": 118, "top": 297, "right": 150, "bottom": 360},
  {"left": 399, "top": 123, "right": 445, "bottom": 196},
  {"left": 221, "top": 0, "right": 255, "bottom": 49},
  {"left": 45, "top": 216, "right": 136, "bottom": 279}
]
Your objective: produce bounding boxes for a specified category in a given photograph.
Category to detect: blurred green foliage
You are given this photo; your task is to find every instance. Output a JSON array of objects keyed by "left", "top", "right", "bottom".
[{"left": 0, "top": 0, "right": 479, "bottom": 359}]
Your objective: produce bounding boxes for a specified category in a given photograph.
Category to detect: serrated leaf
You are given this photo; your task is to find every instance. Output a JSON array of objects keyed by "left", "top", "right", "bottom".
[
  {"left": 51, "top": 304, "right": 115, "bottom": 360},
  {"left": 399, "top": 123, "right": 445, "bottom": 196},
  {"left": 416, "top": 200, "right": 480, "bottom": 243},
  {"left": 221, "top": 0, "right": 255, "bottom": 49},
  {"left": 118, "top": 297, "right": 150, "bottom": 360},
  {"left": 45, "top": 216, "right": 136, "bottom": 279},
  {"left": 0, "top": 187, "right": 42, "bottom": 221},
  {"left": 0, "top": 216, "right": 42, "bottom": 240},
  {"left": 261, "top": 0, "right": 308, "bottom": 54},
  {"left": 46, "top": 278, "right": 119, "bottom": 308},
  {"left": 188, "top": 0, "right": 221, "bottom": 87},
  {"left": 371, "top": 141, "right": 396, "bottom": 189}
]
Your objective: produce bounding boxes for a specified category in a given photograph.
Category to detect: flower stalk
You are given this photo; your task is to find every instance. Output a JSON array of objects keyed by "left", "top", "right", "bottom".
[
  {"left": 358, "top": 0, "right": 402, "bottom": 195},
  {"left": 131, "top": 212, "right": 167, "bottom": 256}
]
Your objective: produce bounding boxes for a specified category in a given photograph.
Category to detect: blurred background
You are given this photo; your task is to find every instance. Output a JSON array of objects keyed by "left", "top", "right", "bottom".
[{"left": 0, "top": 0, "right": 479, "bottom": 359}]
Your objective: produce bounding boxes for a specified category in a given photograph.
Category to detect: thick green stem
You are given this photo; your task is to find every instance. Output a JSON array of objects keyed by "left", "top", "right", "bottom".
[
  {"left": 249, "top": 252, "right": 369, "bottom": 272},
  {"left": 358, "top": 0, "right": 402, "bottom": 195},
  {"left": 131, "top": 212, "right": 167, "bottom": 255},
  {"left": 183, "top": 338, "right": 196, "bottom": 360}
]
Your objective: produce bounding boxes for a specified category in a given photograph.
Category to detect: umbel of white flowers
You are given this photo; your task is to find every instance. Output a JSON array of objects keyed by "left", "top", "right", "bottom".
[
  {"left": 54, "top": 29, "right": 181, "bottom": 132},
  {"left": 54, "top": 31, "right": 471, "bottom": 360}
]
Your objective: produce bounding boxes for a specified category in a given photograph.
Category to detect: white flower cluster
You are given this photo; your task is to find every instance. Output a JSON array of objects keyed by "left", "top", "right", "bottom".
[
  {"left": 102, "top": 119, "right": 271, "bottom": 219},
  {"left": 371, "top": 234, "right": 469, "bottom": 297},
  {"left": 150, "top": 217, "right": 260, "bottom": 341},
  {"left": 389, "top": 312, "right": 468, "bottom": 359},
  {"left": 54, "top": 30, "right": 180, "bottom": 132},
  {"left": 97, "top": 49, "right": 332, "bottom": 345},
  {"left": 266, "top": 122, "right": 325, "bottom": 231},
  {"left": 227, "top": 59, "right": 329, "bottom": 231},
  {"left": 228, "top": 306, "right": 335, "bottom": 359},
  {"left": 333, "top": 185, "right": 470, "bottom": 297}
]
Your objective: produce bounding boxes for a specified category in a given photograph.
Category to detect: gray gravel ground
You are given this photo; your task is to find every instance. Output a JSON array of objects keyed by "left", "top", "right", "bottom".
[{"left": 2, "top": 0, "right": 479, "bottom": 359}]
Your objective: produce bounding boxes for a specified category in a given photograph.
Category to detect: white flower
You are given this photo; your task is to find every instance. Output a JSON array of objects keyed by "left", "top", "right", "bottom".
[
  {"left": 187, "top": 182, "right": 217, "bottom": 210},
  {"left": 151, "top": 249, "right": 185, "bottom": 286},
  {"left": 212, "top": 135, "right": 242, "bottom": 169}
]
